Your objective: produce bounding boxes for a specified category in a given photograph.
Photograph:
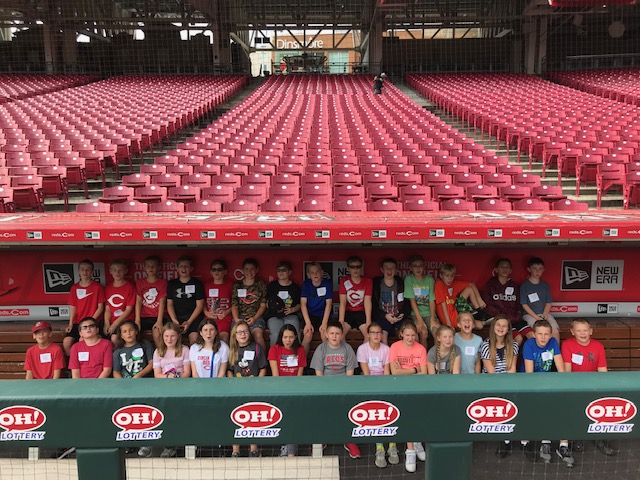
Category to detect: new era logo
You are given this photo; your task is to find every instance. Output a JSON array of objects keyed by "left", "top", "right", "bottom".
[
  {"left": 259, "top": 231, "right": 273, "bottom": 239},
  {"left": 46, "top": 269, "right": 72, "bottom": 288},
  {"left": 43, "top": 264, "right": 75, "bottom": 294},
  {"left": 597, "top": 304, "right": 608, "bottom": 314},
  {"left": 564, "top": 266, "right": 589, "bottom": 285}
]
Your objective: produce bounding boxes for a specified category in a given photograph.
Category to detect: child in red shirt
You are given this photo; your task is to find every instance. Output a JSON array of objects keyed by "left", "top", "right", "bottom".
[
  {"left": 435, "top": 263, "right": 486, "bottom": 330},
  {"left": 24, "top": 321, "right": 65, "bottom": 380},
  {"left": 204, "top": 259, "right": 233, "bottom": 345},
  {"left": 69, "top": 317, "right": 113, "bottom": 379},
  {"left": 338, "top": 255, "right": 373, "bottom": 338},
  {"left": 135, "top": 255, "right": 168, "bottom": 347},
  {"left": 104, "top": 259, "right": 136, "bottom": 345}
]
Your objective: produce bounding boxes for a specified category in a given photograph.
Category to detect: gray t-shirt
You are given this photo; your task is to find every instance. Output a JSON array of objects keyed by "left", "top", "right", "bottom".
[
  {"left": 113, "top": 340, "right": 155, "bottom": 378},
  {"left": 454, "top": 333, "right": 483, "bottom": 375},
  {"left": 310, "top": 341, "right": 357, "bottom": 376},
  {"left": 427, "top": 344, "right": 462, "bottom": 374}
]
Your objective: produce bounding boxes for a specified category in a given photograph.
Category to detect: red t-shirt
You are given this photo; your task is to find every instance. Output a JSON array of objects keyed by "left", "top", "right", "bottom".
[
  {"left": 68, "top": 338, "right": 113, "bottom": 378},
  {"left": 434, "top": 279, "right": 469, "bottom": 329},
  {"left": 204, "top": 280, "right": 233, "bottom": 323},
  {"left": 339, "top": 276, "right": 373, "bottom": 312},
  {"left": 105, "top": 281, "right": 136, "bottom": 320},
  {"left": 136, "top": 277, "right": 168, "bottom": 318},
  {"left": 69, "top": 281, "right": 106, "bottom": 323},
  {"left": 24, "top": 343, "right": 66, "bottom": 379},
  {"left": 268, "top": 344, "right": 307, "bottom": 376},
  {"left": 561, "top": 337, "right": 607, "bottom": 372}
]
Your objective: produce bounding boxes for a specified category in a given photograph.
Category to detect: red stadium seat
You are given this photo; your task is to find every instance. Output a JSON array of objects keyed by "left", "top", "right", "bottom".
[
  {"left": 476, "top": 198, "right": 513, "bottom": 211},
  {"left": 551, "top": 199, "right": 590, "bottom": 211},
  {"left": 261, "top": 199, "right": 296, "bottom": 212},
  {"left": 369, "top": 199, "right": 402, "bottom": 211},
  {"left": 168, "top": 185, "right": 201, "bottom": 203},
  {"left": 112, "top": 200, "right": 149, "bottom": 213},
  {"left": 12, "top": 186, "right": 45, "bottom": 212},
  {"left": 224, "top": 199, "right": 259, "bottom": 213},
  {"left": 512, "top": 198, "right": 550, "bottom": 211},
  {"left": 76, "top": 201, "right": 111, "bottom": 213},
  {"left": 149, "top": 200, "right": 185, "bottom": 213},
  {"left": 133, "top": 185, "right": 167, "bottom": 204},
  {"left": 439, "top": 199, "right": 476, "bottom": 211},
  {"left": 185, "top": 199, "right": 222, "bottom": 213},
  {"left": 297, "top": 198, "right": 332, "bottom": 212},
  {"left": 403, "top": 199, "right": 439, "bottom": 211}
]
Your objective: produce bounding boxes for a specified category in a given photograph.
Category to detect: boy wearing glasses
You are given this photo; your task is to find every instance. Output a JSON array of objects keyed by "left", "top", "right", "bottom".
[
  {"left": 339, "top": 255, "right": 373, "bottom": 339},
  {"left": 266, "top": 261, "right": 302, "bottom": 347},
  {"left": 204, "top": 259, "right": 233, "bottom": 344},
  {"left": 69, "top": 317, "right": 113, "bottom": 378},
  {"left": 64, "top": 259, "right": 105, "bottom": 356}
]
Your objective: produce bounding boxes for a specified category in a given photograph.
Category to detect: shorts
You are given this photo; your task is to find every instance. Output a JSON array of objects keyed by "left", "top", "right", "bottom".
[
  {"left": 178, "top": 316, "right": 202, "bottom": 335},
  {"left": 374, "top": 312, "right": 404, "bottom": 336},
  {"left": 522, "top": 313, "right": 559, "bottom": 332},
  {"left": 140, "top": 316, "right": 163, "bottom": 332},
  {"left": 217, "top": 316, "right": 232, "bottom": 334},
  {"left": 309, "top": 315, "right": 325, "bottom": 330},
  {"left": 344, "top": 310, "right": 366, "bottom": 329},
  {"left": 247, "top": 317, "right": 266, "bottom": 332},
  {"left": 455, "top": 294, "right": 474, "bottom": 314},
  {"left": 512, "top": 318, "right": 533, "bottom": 338},
  {"left": 65, "top": 321, "right": 105, "bottom": 342}
]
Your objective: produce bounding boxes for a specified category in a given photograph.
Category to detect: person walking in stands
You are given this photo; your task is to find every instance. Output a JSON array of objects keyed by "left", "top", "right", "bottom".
[
  {"left": 228, "top": 320, "right": 267, "bottom": 458},
  {"left": 427, "top": 325, "right": 461, "bottom": 375},
  {"left": 520, "top": 257, "right": 560, "bottom": 343},
  {"left": 167, "top": 255, "right": 205, "bottom": 346},
  {"left": 388, "top": 321, "right": 428, "bottom": 473},
  {"left": 153, "top": 322, "right": 190, "bottom": 458},
  {"left": 104, "top": 259, "right": 136, "bottom": 346},
  {"left": 269, "top": 324, "right": 306, "bottom": 457},
  {"left": 338, "top": 255, "right": 373, "bottom": 339},
  {"left": 190, "top": 319, "right": 229, "bottom": 379},
  {"left": 64, "top": 259, "right": 105, "bottom": 356},
  {"left": 24, "top": 321, "right": 65, "bottom": 380},
  {"left": 562, "top": 318, "right": 615, "bottom": 457},
  {"left": 357, "top": 322, "right": 397, "bottom": 468},
  {"left": 454, "top": 312, "right": 482, "bottom": 374},
  {"left": 266, "top": 261, "right": 302, "bottom": 347},
  {"left": 373, "top": 75, "right": 384, "bottom": 94},
  {"left": 232, "top": 258, "right": 268, "bottom": 349},
  {"left": 203, "top": 259, "right": 233, "bottom": 345},
  {"left": 69, "top": 317, "right": 113, "bottom": 379},
  {"left": 311, "top": 320, "right": 360, "bottom": 460},
  {"left": 372, "top": 257, "right": 409, "bottom": 345},
  {"left": 135, "top": 255, "right": 167, "bottom": 347}
]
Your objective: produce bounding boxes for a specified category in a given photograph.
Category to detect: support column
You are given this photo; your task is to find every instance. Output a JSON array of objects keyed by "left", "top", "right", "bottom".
[
  {"left": 523, "top": 15, "right": 548, "bottom": 74},
  {"left": 362, "top": 10, "right": 383, "bottom": 74},
  {"left": 211, "top": 0, "right": 232, "bottom": 72},
  {"left": 425, "top": 442, "right": 472, "bottom": 480},
  {"left": 76, "top": 448, "right": 126, "bottom": 480}
]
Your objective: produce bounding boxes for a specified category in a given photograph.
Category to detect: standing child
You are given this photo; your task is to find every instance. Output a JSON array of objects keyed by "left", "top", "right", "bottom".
[
  {"left": 357, "top": 322, "right": 396, "bottom": 468},
  {"left": 480, "top": 315, "right": 520, "bottom": 458},
  {"left": 228, "top": 320, "right": 267, "bottom": 458},
  {"left": 311, "top": 320, "right": 360, "bottom": 460},
  {"left": 104, "top": 259, "right": 136, "bottom": 346},
  {"left": 64, "top": 259, "right": 105, "bottom": 356},
  {"left": 338, "top": 255, "right": 373, "bottom": 339},
  {"left": 69, "top": 317, "right": 113, "bottom": 379},
  {"left": 167, "top": 255, "right": 205, "bottom": 346},
  {"left": 372, "top": 258, "right": 409, "bottom": 345},
  {"left": 24, "top": 321, "right": 65, "bottom": 380},
  {"left": 232, "top": 258, "right": 268, "bottom": 349},
  {"left": 388, "top": 321, "right": 428, "bottom": 472},
  {"left": 454, "top": 312, "right": 482, "bottom": 374},
  {"left": 562, "top": 318, "right": 614, "bottom": 457},
  {"left": 428, "top": 325, "right": 461, "bottom": 375},
  {"left": 204, "top": 259, "right": 233, "bottom": 345},
  {"left": 300, "top": 262, "right": 333, "bottom": 346},
  {"left": 522, "top": 320, "right": 572, "bottom": 467},
  {"left": 190, "top": 319, "right": 229, "bottom": 378},
  {"left": 266, "top": 261, "right": 302, "bottom": 347},
  {"left": 435, "top": 263, "right": 487, "bottom": 331},
  {"left": 268, "top": 324, "right": 307, "bottom": 457},
  {"left": 135, "top": 255, "right": 167, "bottom": 347},
  {"left": 403, "top": 255, "right": 438, "bottom": 346},
  {"left": 520, "top": 257, "right": 560, "bottom": 343}
]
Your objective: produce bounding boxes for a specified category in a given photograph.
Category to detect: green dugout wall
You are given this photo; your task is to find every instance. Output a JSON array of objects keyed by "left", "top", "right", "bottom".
[{"left": 1, "top": 373, "right": 639, "bottom": 479}]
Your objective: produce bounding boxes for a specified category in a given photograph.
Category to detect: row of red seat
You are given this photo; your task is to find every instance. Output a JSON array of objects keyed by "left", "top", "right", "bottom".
[
  {"left": 0, "top": 74, "right": 98, "bottom": 105},
  {"left": 549, "top": 68, "right": 640, "bottom": 106}
]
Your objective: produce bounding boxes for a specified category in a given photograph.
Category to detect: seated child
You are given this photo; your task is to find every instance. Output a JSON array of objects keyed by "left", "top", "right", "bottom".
[
  {"left": 520, "top": 257, "right": 560, "bottom": 343},
  {"left": 135, "top": 255, "right": 167, "bottom": 347},
  {"left": 435, "top": 263, "right": 487, "bottom": 330},
  {"left": 232, "top": 258, "right": 267, "bottom": 348},
  {"left": 372, "top": 257, "right": 410, "bottom": 345},
  {"left": 69, "top": 317, "right": 113, "bottom": 379},
  {"left": 24, "top": 321, "right": 65, "bottom": 380}
]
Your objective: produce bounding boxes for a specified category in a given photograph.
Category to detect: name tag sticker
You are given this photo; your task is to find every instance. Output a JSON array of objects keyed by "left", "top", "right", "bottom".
[
  {"left": 40, "top": 353, "right": 52, "bottom": 363},
  {"left": 541, "top": 351, "right": 553, "bottom": 362},
  {"left": 148, "top": 288, "right": 158, "bottom": 296},
  {"left": 278, "top": 291, "right": 289, "bottom": 300},
  {"left": 78, "top": 351, "right": 90, "bottom": 362},
  {"left": 572, "top": 353, "right": 584, "bottom": 365},
  {"left": 369, "top": 357, "right": 381, "bottom": 367},
  {"left": 505, "top": 287, "right": 514, "bottom": 295},
  {"left": 413, "top": 287, "right": 421, "bottom": 296},
  {"left": 343, "top": 280, "right": 353, "bottom": 290},
  {"left": 185, "top": 285, "right": 196, "bottom": 294},
  {"left": 76, "top": 289, "right": 87, "bottom": 299},
  {"left": 238, "top": 289, "right": 248, "bottom": 298},
  {"left": 209, "top": 288, "right": 219, "bottom": 297},
  {"left": 440, "top": 362, "right": 447, "bottom": 371},
  {"left": 465, "top": 346, "right": 476, "bottom": 356},
  {"left": 528, "top": 292, "right": 540, "bottom": 303},
  {"left": 286, "top": 356, "right": 299, "bottom": 367},
  {"left": 397, "top": 293, "right": 404, "bottom": 302},
  {"left": 243, "top": 350, "right": 255, "bottom": 361},
  {"left": 317, "top": 287, "right": 327, "bottom": 296}
]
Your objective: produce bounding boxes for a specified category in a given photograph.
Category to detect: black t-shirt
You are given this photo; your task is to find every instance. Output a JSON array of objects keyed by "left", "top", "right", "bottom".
[
  {"left": 265, "top": 281, "right": 301, "bottom": 319},
  {"left": 167, "top": 277, "right": 205, "bottom": 322}
]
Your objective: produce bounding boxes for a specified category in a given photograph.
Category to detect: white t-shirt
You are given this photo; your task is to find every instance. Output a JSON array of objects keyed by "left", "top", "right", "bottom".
[
  {"left": 356, "top": 342, "right": 390, "bottom": 376},
  {"left": 189, "top": 342, "right": 229, "bottom": 378}
]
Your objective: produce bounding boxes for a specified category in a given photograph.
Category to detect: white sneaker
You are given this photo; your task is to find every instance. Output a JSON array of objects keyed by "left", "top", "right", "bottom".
[
  {"left": 160, "top": 447, "right": 177, "bottom": 458},
  {"left": 375, "top": 449, "right": 387, "bottom": 468},
  {"left": 414, "top": 442, "right": 426, "bottom": 461},
  {"left": 405, "top": 449, "right": 417, "bottom": 473},
  {"left": 387, "top": 445, "right": 400, "bottom": 465},
  {"left": 137, "top": 446, "right": 152, "bottom": 458}
]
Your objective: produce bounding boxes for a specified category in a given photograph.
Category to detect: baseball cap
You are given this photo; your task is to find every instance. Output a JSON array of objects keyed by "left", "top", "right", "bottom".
[{"left": 32, "top": 321, "right": 52, "bottom": 333}]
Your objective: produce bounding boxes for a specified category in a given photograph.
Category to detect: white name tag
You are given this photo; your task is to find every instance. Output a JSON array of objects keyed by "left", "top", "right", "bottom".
[
  {"left": 185, "top": 285, "right": 196, "bottom": 294},
  {"left": 369, "top": 357, "right": 380, "bottom": 367},
  {"left": 439, "top": 361, "right": 447, "bottom": 371},
  {"left": 114, "top": 309, "right": 123, "bottom": 317},
  {"left": 528, "top": 292, "right": 540, "bottom": 303},
  {"left": 317, "top": 287, "right": 327, "bottom": 296},
  {"left": 278, "top": 291, "right": 289, "bottom": 300},
  {"left": 286, "top": 356, "right": 298, "bottom": 367},
  {"left": 148, "top": 288, "right": 158, "bottom": 296},
  {"left": 572, "top": 353, "right": 584, "bottom": 365},
  {"left": 40, "top": 353, "right": 52, "bottom": 363},
  {"left": 76, "top": 289, "right": 87, "bottom": 299},
  {"left": 209, "top": 288, "right": 219, "bottom": 297},
  {"left": 541, "top": 351, "right": 553, "bottom": 362},
  {"left": 343, "top": 280, "right": 353, "bottom": 290},
  {"left": 447, "top": 287, "right": 453, "bottom": 296},
  {"left": 132, "top": 348, "right": 144, "bottom": 359},
  {"left": 413, "top": 287, "right": 421, "bottom": 296},
  {"left": 397, "top": 293, "right": 404, "bottom": 302},
  {"left": 162, "top": 364, "right": 175, "bottom": 374},
  {"left": 243, "top": 350, "right": 255, "bottom": 361},
  {"left": 465, "top": 346, "right": 476, "bottom": 356},
  {"left": 505, "top": 287, "right": 514, "bottom": 295},
  {"left": 238, "top": 289, "right": 247, "bottom": 298},
  {"left": 78, "top": 351, "right": 90, "bottom": 362}
]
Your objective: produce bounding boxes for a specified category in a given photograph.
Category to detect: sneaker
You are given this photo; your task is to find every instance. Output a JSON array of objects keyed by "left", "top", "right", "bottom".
[
  {"left": 231, "top": 451, "right": 240, "bottom": 458},
  {"left": 344, "top": 443, "right": 361, "bottom": 459},
  {"left": 556, "top": 445, "right": 575, "bottom": 468},
  {"left": 160, "top": 448, "right": 177, "bottom": 458},
  {"left": 596, "top": 440, "right": 616, "bottom": 456},
  {"left": 405, "top": 449, "right": 417, "bottom": 473},
  {"left": 249, "top": 450, "right": 261, "bottom": 458},
  {"left": 387, "top": 445, "right": 400, "bottom": 465},
  {"left": 521, "top": 442, "right": 535, "bottom": 462},
  {"left": 137, "top": 446, "right": 152, "bottom": 458},
  {"left": 279, "top": 445, "right": 289, "bottom": 457},
  {"left": 496, "top": 441, "right": 512, "bottom": 459},
  {"left": 375, "top": 449, "right": 387, "bottom": 468},
  {"left": 539, "top": 443, "right": 552, "bottom": 463},
  {"left": 473, "top": 308, "right": 490, "bottom": 322},
  {"left": 414, "top": 442, "right": 426, "bottom": 462}
]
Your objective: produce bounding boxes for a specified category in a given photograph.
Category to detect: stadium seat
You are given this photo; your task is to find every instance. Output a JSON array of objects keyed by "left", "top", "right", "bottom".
[
  {"left": 112, "top": 200, "right": 149, "bottom": 213},
  {"left": 133, "top": 185, "right": 167, "bottom": 204},
  {"left": 439, "top": 198, "right": 476, "bottom": 211},
  {"left": 224, "top": 199, "right": 259, "bottom": 212},
  {"left": 512, "top": 198, "right": 550, "bottom": 211},
  {"left": 149, "top": 200, "right": 185, "bottom": 213},
  {"left": 369, "top": 199, "right": 403, "bottom": 211},
  {"left": 551, "top": 199, "right": 590, "bottom": 211},
  {"left": 476, "top": 198, "right": 513, "bottom": 211},
  {"left": 76, "top": 201, "right": 112, "bottom": 213},
  {"left": 168, "top": 185, "right": 201, "bottom": 203},
  {"left": 12, "top": 186, "right": 45, "bottom": 212},
  {"left": 403, "top": 199, "right": 439, "bottom": 211},
  {"left": 261, "top": 199, "right": 296, "bottom": 212},
  {"left": 185, "top": 199, "right": 222, "bottom": 213}
]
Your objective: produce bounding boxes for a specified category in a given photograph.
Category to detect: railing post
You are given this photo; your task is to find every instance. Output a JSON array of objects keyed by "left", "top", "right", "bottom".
[
  {"left": 76, "top": 448, "right": 126, "bottom": 480},
  {"left": 425, "top": 442, "right": 473, "bottom": 480}
]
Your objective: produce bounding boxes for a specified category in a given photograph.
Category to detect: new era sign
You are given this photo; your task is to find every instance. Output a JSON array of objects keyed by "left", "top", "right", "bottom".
[
  {"left": 561, "top": 260, "right": 624, "bottom": 291},
  {"left": 43, "top": 263, "right": 105, "bottom": 294}
]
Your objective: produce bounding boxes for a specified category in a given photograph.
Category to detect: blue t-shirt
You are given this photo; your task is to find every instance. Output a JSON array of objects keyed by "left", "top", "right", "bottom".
[
  {"left": 301, "top": 278, "right": 333, "bottom": 317},
  {"left": 520, "top": 337, "right": 560, "bottom": 372},
  {"left": 520, "top": 279, "right": 552, "bottom": 315}
]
